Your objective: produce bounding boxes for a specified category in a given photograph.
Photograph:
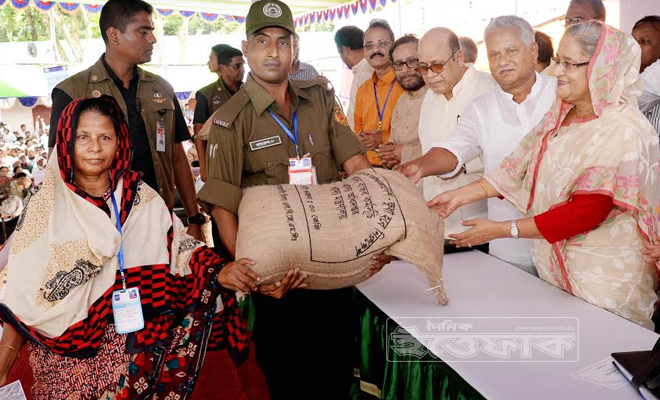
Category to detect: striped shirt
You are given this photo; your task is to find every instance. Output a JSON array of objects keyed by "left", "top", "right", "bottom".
[
  {"left": 644, "top": 99, "right": 660, "bottom": 135},
  {"left": 289, "top": 61, "right": 320, "bottom": 81}
]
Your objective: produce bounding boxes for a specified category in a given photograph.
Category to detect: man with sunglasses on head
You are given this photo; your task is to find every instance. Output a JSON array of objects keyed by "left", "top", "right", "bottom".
[
  {"left": 377, "top": 34, "right": 427, "bottom": 168},
  {"left": 193, "top": 44, "right": 245, "bottom": 183},
  {"left": 353, "top": 19, "right": 405, "bottom": 166},
  {"left": 400, "top": 16, "right": 557, "bottom": 275}
]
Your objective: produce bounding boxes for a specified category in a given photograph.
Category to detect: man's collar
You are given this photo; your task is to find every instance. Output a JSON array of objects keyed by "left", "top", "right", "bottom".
[
  {"left": 96, "top": 54, "right": 144, "bottom": 85},
  {"left": 370, "top": 67, "right": 396, "bottom": 84},
  {"left": 450, "top": 65, "right": 472, "bottom": 98},
  {"left": 244, "top": 74, "right": 311, "bottom": 116}
]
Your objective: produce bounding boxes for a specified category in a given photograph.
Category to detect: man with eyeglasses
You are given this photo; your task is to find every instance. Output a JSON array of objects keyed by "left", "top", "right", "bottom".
[
  {"left": 377, "top": 34, "right": 427, "bottom": 168},
  {"left": 353, "top": 19, "right": 405, "bottom": 166},
  {"left": 403, "top": 27, "right": 496, "bottom": 247},
  {"left": 194, "top": 44, "right": 245, "bottom": 183},
  {"left": 400, "top": 16, "right": 557, "bottom": 274},
  {"left": 563, "top": 0, "right": 606, "bottom": 27}
]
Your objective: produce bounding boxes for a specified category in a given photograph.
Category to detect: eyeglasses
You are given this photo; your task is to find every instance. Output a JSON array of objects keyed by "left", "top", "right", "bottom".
[
  {"left": 364, "top": 39, "right": 393, "bottom": 51},
  {"left": 552, "top": 57, "right": 589, "bottom": 70},
  {"left": 414, "top": 49, "right": 457, "bottom": 75},
  {"left": 562, "top": 16, "right": 598, "bottom": 27},
  {"left": 392, "top": 58, "right": 420, "bottom": 71}
]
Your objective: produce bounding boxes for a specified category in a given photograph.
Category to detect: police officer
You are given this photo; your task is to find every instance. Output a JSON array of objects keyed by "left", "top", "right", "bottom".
[
  {"left": 193, "top": 44, "right": 245, "bottom": 182},
  {"left": 198, "top": 1, "right": 393, "bottom": 398},
  {"left": 48, "top": 0, "right": 204, "bottom": 240}
]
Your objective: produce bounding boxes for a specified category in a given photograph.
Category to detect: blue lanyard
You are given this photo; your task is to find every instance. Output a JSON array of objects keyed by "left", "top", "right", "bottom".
[
  {"left": 374, "top": 80, "right": 396, "bottom": 129},
  {"left": 267, "top": 110, "right": 299, "bottom": 158},
  {"left": 110, "top": 191, "right": 127, "bottom": 290}
]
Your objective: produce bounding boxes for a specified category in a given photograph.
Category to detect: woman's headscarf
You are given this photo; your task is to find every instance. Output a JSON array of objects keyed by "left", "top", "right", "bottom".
[
  {"left": 55, "top": 95, "right": 133, "bottom": 194},
  {"left": 486, "top": 22, "right": 660, "bottom": 247}
]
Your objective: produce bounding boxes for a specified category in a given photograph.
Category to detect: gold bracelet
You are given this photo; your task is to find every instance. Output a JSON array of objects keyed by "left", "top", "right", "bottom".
[
  {"left": 0, "top": 345, "right": 20, "bottom": 359},
  {"left": 476, "top": 179, "right": 489, "bottom": 199}
]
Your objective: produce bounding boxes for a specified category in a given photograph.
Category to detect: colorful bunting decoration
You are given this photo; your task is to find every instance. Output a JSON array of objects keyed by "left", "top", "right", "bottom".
[
  {"left": 0, "top": 0, "right": 394, "bottom": 30},
  {"left": 10, "top": 0, "right": 29, "bottom": 9},
  {"left": 83, "top": 3, "right": 101, "bottom": 13},
  {"left": 292, "top": 0, "right": 397, "bottom": 30},
  {"left": 0, "top": 0, "right": 245, "bottom": 23},
  {"left": 34, "top": 0, "right": 54, "bottom": 10},
  {"left": 58, "top": 2, "right": 79, "bottom": 12},
  {"left": 201, "top": 12, "right": 219, "bottom": 22}
]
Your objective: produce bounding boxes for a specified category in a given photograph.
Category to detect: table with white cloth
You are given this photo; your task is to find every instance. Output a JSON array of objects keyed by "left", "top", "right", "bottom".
[{"left": 353, "top": 251, "right": 658, "bottom": 400}]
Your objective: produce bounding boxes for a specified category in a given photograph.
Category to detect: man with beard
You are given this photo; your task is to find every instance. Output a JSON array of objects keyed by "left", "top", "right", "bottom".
[
  {"left": 196, "top": 1, "right": 390, "bottom": 398},
  {"left": 353, "top": 19, "right": 405, "bottom": 166},
  {"left": 400, "top": 17, "right": 557, "bottom": 274},
  {"left": 47, "top": 0, "right": 204, "bottom": 240},
  {"left": 377, "top": 34, "right": 427, "bottom": 167}
]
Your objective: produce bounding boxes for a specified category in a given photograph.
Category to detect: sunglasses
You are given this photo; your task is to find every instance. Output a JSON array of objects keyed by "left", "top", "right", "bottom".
[{"left": 414, "top": 49, "right": 458, "bottom": 75}]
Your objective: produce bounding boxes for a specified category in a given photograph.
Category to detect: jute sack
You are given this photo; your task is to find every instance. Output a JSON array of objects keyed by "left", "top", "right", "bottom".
[{"left": 235, "top": 168, "right": 447, "bottom": 304}]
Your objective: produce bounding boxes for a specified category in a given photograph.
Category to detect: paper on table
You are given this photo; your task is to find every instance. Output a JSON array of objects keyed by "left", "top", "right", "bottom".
[
  {"left": 0, "top": 380, "right": 28, "bottom": 400},
  {"left": 571, "top": 357, "right": 629, "bottom": 390}
]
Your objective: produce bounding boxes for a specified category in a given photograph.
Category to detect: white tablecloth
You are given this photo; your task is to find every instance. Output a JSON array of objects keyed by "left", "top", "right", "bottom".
[{"left": 357, "top": 251, "right": 658, "bottom": 400}]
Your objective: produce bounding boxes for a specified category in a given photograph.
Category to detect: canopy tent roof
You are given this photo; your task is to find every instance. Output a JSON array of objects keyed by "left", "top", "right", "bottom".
[{"left": 70, "top": 0, "right": 349, "bottom": 16}]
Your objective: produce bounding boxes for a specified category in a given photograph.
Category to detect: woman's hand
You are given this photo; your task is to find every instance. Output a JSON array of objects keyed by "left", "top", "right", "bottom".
[
  {"left": 427, "top": 190, "right": 464, "bottom": 218},
  {"left": 449, "top": 219, "right": 509, "bottom": 247},
  {"left": 257, "top": 268, "right": 308, "bottom": 299},
  {"left": 216, "top": 258, "right": 260, "bottom": 293},
  {"left": 642, "top": 232, "right": 660, "bottom": 263}
]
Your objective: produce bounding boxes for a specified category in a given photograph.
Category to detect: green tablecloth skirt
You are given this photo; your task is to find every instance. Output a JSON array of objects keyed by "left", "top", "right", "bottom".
[
  {"left": 353, "top": 291, "right": 485, "bottom": 400},
  {"left": 239, "top": 290, "right": 485, "bottom": 400}
]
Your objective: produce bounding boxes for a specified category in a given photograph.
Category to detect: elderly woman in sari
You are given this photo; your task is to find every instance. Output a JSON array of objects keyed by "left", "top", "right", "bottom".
[
  {"left": 430, "top": 21, "right": 660, "bottom": 329},
  {"left": 0, "top": 96, "right": 297, "bottom": 399}
]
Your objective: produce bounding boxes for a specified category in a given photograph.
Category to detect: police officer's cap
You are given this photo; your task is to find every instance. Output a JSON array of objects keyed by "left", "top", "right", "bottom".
[{"left": 246, "top": 0, "right": 295, "bottom": 36}]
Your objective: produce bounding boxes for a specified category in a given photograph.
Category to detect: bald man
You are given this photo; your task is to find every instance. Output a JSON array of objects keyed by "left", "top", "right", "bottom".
[{"left": 413, "top": 27, "right": 496, "bottom": 244}]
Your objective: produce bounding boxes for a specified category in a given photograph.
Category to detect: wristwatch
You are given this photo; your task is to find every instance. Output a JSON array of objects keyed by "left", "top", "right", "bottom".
[
  {"left": 187, "top": 212, "right": 205, "bottom": 226},
  {"left": 510, "top": 220, "right": 519, "bottom": 239}
]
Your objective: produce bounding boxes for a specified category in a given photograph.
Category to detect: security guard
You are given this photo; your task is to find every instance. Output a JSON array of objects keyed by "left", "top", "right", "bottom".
[
  {"left": 48, "top": 0, "right": 205, "bottom": 240},
  {"left": 196, "top": 1, "right": 393, "bottom": 399},
  {"left": 193, "top": 44, "right": 245, "bottom": 182}
]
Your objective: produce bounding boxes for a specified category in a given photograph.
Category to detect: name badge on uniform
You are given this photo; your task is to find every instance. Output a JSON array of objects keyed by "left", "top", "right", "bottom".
[
  {"left": 249, "top": 136, "right": 282, "bottom": 151},
  {"left": 112, "top": 287, "right": 144, "bottom": 334},
  {"left": 156, "top": 119, "right": 166, "bottom": 152},
  {"left": 288, "top": 156, "right": 315, "bottom": 185}
]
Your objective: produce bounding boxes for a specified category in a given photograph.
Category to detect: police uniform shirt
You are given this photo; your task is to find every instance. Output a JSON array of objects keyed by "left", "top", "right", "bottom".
[
  {"left": 197, "top": 74, "right": 365, "bottom": 215},
  {"left": 193, "top": 76, "right": 240, "bottom": 126},
  {"left": 49, "top": 56, "right": 190, "bottom": 192}
]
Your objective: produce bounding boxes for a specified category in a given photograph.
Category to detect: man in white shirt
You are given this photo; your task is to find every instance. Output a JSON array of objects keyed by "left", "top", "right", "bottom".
[
  {"left": 334, "top": 26, "right": 374, "bottom": 129},
  {"left": 410, "top": 27, "right": 496, "bottom": 240},
  {"left": 400, "top": 16, "right": 557, "bottom": 274}
]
